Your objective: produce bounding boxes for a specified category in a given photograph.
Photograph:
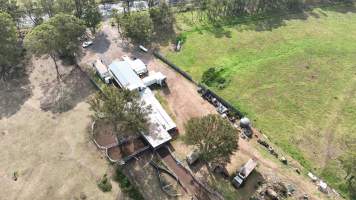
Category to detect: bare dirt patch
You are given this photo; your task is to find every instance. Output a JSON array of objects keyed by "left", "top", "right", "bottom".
[
  {"left": 93, "top": 120, "right": 117, "bottom": 148},
  {"left": 0, "top": 56, "right": 123, "bottom": 200}
]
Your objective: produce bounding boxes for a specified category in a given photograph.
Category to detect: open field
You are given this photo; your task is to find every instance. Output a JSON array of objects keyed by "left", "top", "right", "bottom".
[
  {"left": 0, "top": 57, "right": 124, "bottom": 200},
  {"left": 162, "top": 4, "right": 356, "bottom": 197}
]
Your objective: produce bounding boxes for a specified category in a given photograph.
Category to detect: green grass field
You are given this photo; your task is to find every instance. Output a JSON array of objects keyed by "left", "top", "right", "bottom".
[{"left": 162, "top": 5, "right": 356, "bottom": 198}]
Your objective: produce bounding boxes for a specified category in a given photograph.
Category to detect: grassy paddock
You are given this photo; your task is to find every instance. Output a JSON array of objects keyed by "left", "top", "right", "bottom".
[{"left": 163, "top": 4, "right": 356, "bottom": 198}]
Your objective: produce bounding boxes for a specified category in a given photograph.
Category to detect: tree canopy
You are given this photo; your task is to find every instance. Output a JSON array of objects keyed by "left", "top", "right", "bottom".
[
  {"left": 184, "top": 114, "right": 238, "bottom": 164},
  {"left": 149, "top": 2, "right": 174, "bottom": 32},
  {"left": 82, "top": 3, "right": 102, "bottom": 34},
  {"left": 24, "top": 13, "right": 85, "bottom": 78},
  {"left": 89, "top": 86, "right": 151, "bottom": 140},
  {"left": 116, "top": 11, "right": 153, "bottom": 44},
  {"left": 0, "top": 11, "right": 21, "bottom": 81}
]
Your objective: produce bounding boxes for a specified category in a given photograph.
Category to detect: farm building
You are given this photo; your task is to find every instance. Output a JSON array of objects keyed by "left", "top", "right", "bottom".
[{"left": 108, "top": 60, "right": 175, "bottom": 149}]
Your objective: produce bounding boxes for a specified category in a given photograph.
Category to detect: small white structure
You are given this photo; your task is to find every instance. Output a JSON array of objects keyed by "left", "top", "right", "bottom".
[
  {"left": 122, "top": 56, "right": 148, "bottom": 75},
  {"left": 93, "top": 59, "right": 111, "bottom": 83},
  {"left": 142, "top": 71, "right": 166, "bottom": 87},
  {"left": 318, "top": 180, "right": 328, "bottom": 193}
]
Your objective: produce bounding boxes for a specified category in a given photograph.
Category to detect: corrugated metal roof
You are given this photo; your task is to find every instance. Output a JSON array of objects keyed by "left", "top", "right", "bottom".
[
  {"left": 108, "top": 60, "right": 145, "bottom": 91},
  {"left": 108, "top": 59, "right": 175, "bottom": 148}
]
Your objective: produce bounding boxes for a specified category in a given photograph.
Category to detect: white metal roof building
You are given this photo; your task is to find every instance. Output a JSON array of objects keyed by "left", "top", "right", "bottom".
[
  {"left": 108, "top": 60, "right": 175, "bottom": 148},
  {"left": 122, "top": 56, "right": 148, "bottom": 75},
  {"left": 109, "top": 60, "right": 146, "bottom": 91}
]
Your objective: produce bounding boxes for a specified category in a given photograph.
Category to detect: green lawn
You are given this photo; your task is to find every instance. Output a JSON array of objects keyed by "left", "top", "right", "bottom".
[{"left": 162, "top": 5, "right": 356, "bottom": 198}]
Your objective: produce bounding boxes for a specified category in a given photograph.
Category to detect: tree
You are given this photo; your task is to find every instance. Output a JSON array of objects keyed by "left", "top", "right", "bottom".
[
  {"left": 25, "top": 13, "right": 85, "bottom": 79},
  {"left": 39, "top": 0, "right": 55, "bottom": 17},
  {"left": 116, "top": 12, "right": 153, "bottom": 44},
  {"left": 19, "top": 0, "right": 43, "bottom": 26},
  {"left": 54, "top": 0, "right": 75, "bottom": 14},
  {"left": 82, "top": 3, "right": 102, "bottom": 34},
  {"left": 184, "top": 114, "right": 238, "bottom": 165},
  {"left": 47, "top": 13, "right": 86, "bottom": 59},
  {"left": 339, "top": 137, "right": 356, "bottom": 199},
  {"left": 0, "top": 0, "right": 22, "bottom": 27},
  {"left": 0, "top": 11, "right": 21, "bottom": 81},
  {"left": 89, "top": 86, "right": 151, "bottom": 142},
  {"left": 149, "top": 2, "right": 174, "bottom": 32}
]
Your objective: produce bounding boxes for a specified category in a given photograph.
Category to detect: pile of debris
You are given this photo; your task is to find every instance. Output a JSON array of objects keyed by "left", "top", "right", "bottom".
[
  {"left": 251, "top": 181, "right": 296, "bottom": 200},
  {"left": 306, "top": 172, "right": 340, "bottom": 198}
]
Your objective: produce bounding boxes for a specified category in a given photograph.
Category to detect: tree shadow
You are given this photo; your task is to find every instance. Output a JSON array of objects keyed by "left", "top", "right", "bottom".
[
  {"left": 88, "top": 32, "right": 111, "bottom": 54},
  {"left": 0, "top": 67, "right": 32, "bottom": 119},
  {"left": 39, "top": 66, "right": 95, "bottom": 113}
]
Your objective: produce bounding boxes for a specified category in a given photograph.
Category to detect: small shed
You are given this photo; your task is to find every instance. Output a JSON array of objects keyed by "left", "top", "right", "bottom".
[
  {"left": 122, "top": 56, "right": 148, "bottom": 75},
  {"left": 142, "top": 71, "right": 166, "bottom": 87}
]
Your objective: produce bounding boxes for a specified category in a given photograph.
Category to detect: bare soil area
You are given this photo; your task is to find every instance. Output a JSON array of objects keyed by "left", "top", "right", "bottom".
[
  {"left": 93, "top": 120, "right": 117, "bottom": 148},
  {"left": 0, "top": 57, "right": 123, "bottom": 200}
]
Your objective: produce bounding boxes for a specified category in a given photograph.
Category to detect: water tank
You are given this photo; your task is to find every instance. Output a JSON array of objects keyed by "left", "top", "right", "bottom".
[{"left": 240, "top": 117, "right": 251, "bottom": 128}]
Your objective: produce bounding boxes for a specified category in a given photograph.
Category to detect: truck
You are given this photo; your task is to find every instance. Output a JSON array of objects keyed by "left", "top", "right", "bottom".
[
  {"left": 232, "top": 158, "right": 258, "bottom": 188},
  {"left": 93, "top": 59, "right": 111, "bottom": 84}
]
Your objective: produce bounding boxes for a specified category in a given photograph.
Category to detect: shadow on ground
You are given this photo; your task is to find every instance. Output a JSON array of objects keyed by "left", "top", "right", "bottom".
[
  {"left": 40, "top": 67, "right": 95, "bottom": 113},
  {"left": 89, "top": 32, "right": 111, "bottom": 54},
  {"left": 0, "top": 69, "right": 32, "bottom": 119}
]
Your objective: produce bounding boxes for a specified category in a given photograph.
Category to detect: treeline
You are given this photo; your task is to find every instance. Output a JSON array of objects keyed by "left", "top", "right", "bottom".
[
  {"left": 0, "top": 0, "right": 102, "bottom": 81},
  {"left": 189, "top": 0, "right": 354, "bottom": 22}
]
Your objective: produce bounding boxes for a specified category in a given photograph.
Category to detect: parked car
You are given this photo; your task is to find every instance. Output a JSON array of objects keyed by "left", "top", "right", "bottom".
[{"left": 82, "top": 40, "right": 93, "bottom": 48}]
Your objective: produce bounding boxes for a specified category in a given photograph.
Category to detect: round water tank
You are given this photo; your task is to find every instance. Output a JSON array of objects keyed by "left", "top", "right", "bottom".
[{"left": 240, "top": 117, "right": 251, "bottom": 128}]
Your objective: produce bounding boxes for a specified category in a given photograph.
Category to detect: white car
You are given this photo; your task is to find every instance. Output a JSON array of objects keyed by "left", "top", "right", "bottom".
[{"left": 82, "top": 40, "right": 93, "bottom": 48}]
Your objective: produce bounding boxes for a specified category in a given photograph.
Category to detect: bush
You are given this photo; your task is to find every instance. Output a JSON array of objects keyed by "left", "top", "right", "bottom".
[
  {"left": 201, "top": 67, "right": 227, "bottom": 89},
  {"left": 114, "top": 168, "right": 144, "bottom": 200},
  {"left": 97, "top": 174, "right": 112, "bottom": 192},
  {"left": 176, "top": 33, "right": 187, "bottom": 44}
]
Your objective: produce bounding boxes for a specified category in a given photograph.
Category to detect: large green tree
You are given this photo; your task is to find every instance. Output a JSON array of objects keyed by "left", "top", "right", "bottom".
[
  {"left": 19, "top": 0, "right": 43, "bottom": 25},
  {"left": 116, "top": 11, "right": 153, "bottom": 44},
  {"left": 149, "top": 1, "right": 174, "bottom": 32},
  {"left": 25, "top": 13, "right": 85, "bottom": 79},
  {"left": 89, "top": 86, "right": 151, "bottom": 141},
  {"left": 0, "top": 11, "right": 21, "bottom": 81},
  {"left": 0, "top": 0, "right": 22, "bottom": 26},
  {"left": 82, "top": 3, "right": 102, "bottom": 34},
  {"left": 184, "top": 114, "right": 238, "bottom": 165}
]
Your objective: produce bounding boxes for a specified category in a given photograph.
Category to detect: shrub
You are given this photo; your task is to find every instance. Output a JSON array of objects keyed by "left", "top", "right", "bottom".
[
  {"left": 176, "top": 33, "right": 187, "bottom": 44},
  {"left": 97, "top": 174, "right": 112, "bottom": 192},
  {"left": 114, "top": 168, "right": 144, "bottom": 200},
  {"left": 201, "top": 67, "right": 227, "bottom": 89}
]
